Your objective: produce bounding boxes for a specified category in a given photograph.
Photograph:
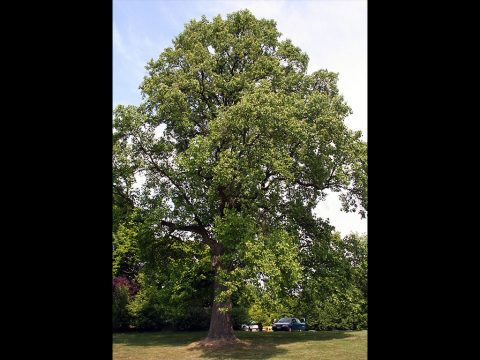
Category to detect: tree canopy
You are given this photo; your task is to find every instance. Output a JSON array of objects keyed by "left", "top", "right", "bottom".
[{"left": 113, "top": 9, "right": 367, "bottom": 342}]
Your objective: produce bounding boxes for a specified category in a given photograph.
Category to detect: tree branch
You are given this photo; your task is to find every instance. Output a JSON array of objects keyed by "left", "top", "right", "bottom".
[
  {"left": 160, "top": 220, "right": 204, "bottom": 234},
  {"left": 294, "top": 162, "right": 340, "bottom": 190},
  {"left": 113, "top": 184, "right": 135, "bottom": 208},
  {"left": 138, "top": 143, "right": 208, "bottom": 227},
  {"left": 160, "top": 220, "right": 215, "bottom": 248},
  {"left": 294, "top": 179, "right": 325, "bottom": 190}
]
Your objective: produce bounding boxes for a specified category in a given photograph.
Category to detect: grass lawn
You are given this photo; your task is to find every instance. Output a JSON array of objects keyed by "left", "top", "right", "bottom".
[{"left": 113, "top": 330, "right": 367, "bottom": 360}]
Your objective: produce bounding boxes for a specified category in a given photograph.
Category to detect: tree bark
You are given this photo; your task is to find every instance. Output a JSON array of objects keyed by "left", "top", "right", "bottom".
[
  {"left": 206, "top": 273, "right": 236, "bottom": 340},
  {"left": 204, "top": 246, "right": 237, "bottom": 342}
]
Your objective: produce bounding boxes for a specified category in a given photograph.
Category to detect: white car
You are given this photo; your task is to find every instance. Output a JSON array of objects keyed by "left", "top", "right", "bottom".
[{"left": 241, "top": 321, "right": 260, "bottom": 331}]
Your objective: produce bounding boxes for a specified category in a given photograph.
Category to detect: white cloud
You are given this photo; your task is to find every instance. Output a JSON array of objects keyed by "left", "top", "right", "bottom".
[
  {"left": 113, "top": 21, "right": 129, "bottom": 61},
  {"left": 315, "top": 190, "right": 367, "bottom": 236},
  {"left": 113, "top": 20, "right": 160, "bottom": 88}
]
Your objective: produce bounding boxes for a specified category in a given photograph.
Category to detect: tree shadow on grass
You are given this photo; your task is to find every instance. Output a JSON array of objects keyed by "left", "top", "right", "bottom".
[
  {"left": 113, "top": 330, "right": 207, "bottom": 347},
  {"left": 113, "top": 330, "right": 355, "bottom": 359},
  {"left": 193, "top": 331, "right": 354, "bottom": 359}
]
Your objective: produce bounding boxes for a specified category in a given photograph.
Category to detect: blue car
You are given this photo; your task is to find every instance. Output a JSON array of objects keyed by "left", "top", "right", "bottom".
[{"left": 272, "top": 317, "right": 306, "bottom": 332}]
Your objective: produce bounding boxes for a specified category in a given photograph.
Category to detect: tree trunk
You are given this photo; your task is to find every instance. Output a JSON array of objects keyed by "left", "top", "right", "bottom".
[
  {"left": 205, "top": 272, "right": 236, "bottom": 340},
  {"left": 194, "top": 240, "right": 239, "bottom": 347}
]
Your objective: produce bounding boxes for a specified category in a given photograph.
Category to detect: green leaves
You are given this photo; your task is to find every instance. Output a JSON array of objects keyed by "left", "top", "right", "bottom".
[
  {"left": 112, "top": 9, "right": 367, "bottom": 327},
  {"left": 294, "top": 232, "right": 368, "bottom": 330},
  {"left": 112, "top": 223, "right": 140, "bottom": 279}
]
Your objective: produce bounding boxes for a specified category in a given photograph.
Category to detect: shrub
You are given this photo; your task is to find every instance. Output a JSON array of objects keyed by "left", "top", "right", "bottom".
[
  {"left": 231, "top": 306, "right": 250, "bottom": 330},
  {"left": 112, "top": 276, "right": 139, "bottom": 296},
  {"left": 112, "top": 276, "right": 139, "bottom": 331},
  {"left": 128, "top": 285, "right": 166, "bottom": 330},
  {"left": 170, "top": 307, "right": 211, "bottom": 331},
  {"left": 113, "top": 284, "right": 131, "bottom": 331}
]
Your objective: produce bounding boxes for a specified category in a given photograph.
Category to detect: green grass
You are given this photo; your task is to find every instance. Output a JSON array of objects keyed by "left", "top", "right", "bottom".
[{"left": 113, "top": 330, "right": 367, "bottom": 359}]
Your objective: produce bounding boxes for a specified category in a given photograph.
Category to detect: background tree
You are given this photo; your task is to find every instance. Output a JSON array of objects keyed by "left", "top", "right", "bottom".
[
  {"left": 295, "top": 230, "right": 368, "bottom": 330},
  {"left": 113, "top": 9, "right": 367, "bottom": 344},
  {"left": 113, "top": 121, "right": 142, "bottom": 282}
]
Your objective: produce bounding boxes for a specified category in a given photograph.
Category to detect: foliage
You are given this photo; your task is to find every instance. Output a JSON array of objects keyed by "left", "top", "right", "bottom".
[
  {"left": 113, "top": 278, "right": 133, "bottom": 331},
  {"left": 127, "top": 283, "right": 166, "bottom": 330},
  {"left": 127, "top": 251, "right": 213, "bottom": 331},
  {"left": 112, "top": 9, "right": 367, "bottom": 335},
  {"left": 113, "top": 223, "right": 142, "bottom": 281},
  {"left": 113, "top": 132, "right": 142, "bottom": 282},
  {"left": 231, "top": 306, "right": 250, "bottom": 330},
  {"left": 295, "top": 232, "right": 367, "bottom": 330}
]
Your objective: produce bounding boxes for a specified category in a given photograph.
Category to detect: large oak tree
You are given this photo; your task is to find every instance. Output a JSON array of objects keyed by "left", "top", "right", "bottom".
[{"left": 113, "top": 10, "right": 367, "bottom": 344}]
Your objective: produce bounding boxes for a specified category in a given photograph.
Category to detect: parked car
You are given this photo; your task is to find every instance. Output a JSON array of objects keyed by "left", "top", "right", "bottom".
[
  {"left": 241, "top": 321, "right": 260, "bottom": 331},
  {"left": 272, "top": 317, "right": 306, "bottom": 332}
]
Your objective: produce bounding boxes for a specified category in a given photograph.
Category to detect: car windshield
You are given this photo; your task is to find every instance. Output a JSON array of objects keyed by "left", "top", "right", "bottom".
[{"left": 277, "top": 318, "right": 292, "bottom": 323}]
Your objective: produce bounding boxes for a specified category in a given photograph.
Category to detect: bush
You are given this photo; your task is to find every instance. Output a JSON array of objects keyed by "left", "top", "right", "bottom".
[
  {"left": 305, "top": 293, "right": 368, "bottom": 331},
  {"left": 113, "top": 276, "right": 139, "bottom": 296},
  {"left": 113, "top": 276, "right": 140, "bottom": 331},
  {"left": 170, "top": 307, "right": 211, "bottom": 331},
  {"left": 128, "top": 285, "right": 166, "bottom": 330},
  {"left": 113, "top": 285, "right": 131, "bottom": 331},
  {"left": 231, "top": 306, "right": 250, "bottom": 330}
]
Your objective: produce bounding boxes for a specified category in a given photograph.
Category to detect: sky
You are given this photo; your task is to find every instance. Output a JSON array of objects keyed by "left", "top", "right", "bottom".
[{"left": 113, "top": 0, "right": 367, "bottom": 236}]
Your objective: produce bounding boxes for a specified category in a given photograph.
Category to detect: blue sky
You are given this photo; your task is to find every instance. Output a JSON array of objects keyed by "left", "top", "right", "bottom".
[{"left": 113, "top": 0, "right": 367, "bottom": 236}]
